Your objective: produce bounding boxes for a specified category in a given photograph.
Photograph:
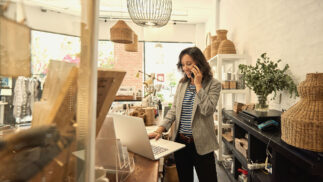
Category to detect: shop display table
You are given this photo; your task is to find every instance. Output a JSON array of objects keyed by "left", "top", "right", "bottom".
[{"left": 125, "top": 153, "right": 159, "bottom": 182}]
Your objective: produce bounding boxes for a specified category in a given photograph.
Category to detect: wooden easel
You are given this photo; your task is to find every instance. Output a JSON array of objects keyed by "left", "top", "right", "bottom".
[
  {"left": 30, "top": 61, "right": 79, "bottom": 182},
  {"left": 29, "top": 61, "right": 125, "bottom": 181},
  {"left": 96, "top": 69, "right": 126, "bottom": 135}
]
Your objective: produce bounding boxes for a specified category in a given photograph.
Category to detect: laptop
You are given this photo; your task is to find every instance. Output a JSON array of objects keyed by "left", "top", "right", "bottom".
[{"left": 111, "top": 114, "right": 185, "bottom": 160}]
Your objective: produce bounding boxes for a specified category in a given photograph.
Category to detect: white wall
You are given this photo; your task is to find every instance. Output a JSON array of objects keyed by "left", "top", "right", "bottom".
[
  {"left": 204, "top": 1, "right": 217, "bottom": 36},
  {"left": 195, "top": 23, "right": 206, "bottom": 49},
  {"left": 217, "top": 0, "right": 323, "bottom": 110},
  {"left": 202, "top": 0, "right": 220, "bottom": 53}
]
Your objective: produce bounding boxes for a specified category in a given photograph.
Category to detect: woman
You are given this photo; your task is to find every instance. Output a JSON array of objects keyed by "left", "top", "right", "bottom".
[{"left": 149, "top": 47, "right": 221, "bottom": 182}]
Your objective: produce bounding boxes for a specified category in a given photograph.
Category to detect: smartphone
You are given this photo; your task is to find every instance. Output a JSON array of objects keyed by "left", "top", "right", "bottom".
[{"left": 191, "top": 64, "right": 200, "bottom": 78}]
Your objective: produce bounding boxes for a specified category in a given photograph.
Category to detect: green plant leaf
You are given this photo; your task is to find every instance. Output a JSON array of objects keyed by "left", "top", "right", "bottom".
[{"left": 238, "top": 53, "right": 298, "bottom": 99}]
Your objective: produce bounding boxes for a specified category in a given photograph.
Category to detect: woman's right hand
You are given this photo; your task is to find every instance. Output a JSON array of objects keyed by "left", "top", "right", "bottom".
[
  {"left": 148, "top": 131, "right": 162, "bottom": 140},
  {"left": 148, "top": 126, "right": 165, "bottom": 140}
]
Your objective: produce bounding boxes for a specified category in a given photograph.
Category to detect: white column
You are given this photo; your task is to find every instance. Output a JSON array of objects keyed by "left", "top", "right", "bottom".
[{"left": 77, "top": 0, "right": 99, "bottom": 181}]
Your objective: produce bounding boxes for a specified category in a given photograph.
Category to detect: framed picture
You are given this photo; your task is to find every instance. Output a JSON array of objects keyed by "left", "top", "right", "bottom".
[
  {"left": 0, "top": 77, "right": 12, "bottom": 89},
  {"left": 0, "top": 77, "right": 12, "bottom": 88},
  {"left": 157, "top": 73, "right": 164, "bottom": 82}
]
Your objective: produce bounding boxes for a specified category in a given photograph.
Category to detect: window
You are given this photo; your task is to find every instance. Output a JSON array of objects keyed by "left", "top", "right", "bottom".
[
  {"left": 31, "top": 30, "right": 115, "bottom": 74},
  {"left": 31, "top": 30, "right": 81, "bottom": 74},
  {"left": 144, "top": 42, "right": 194, "bottom": 102},
  {"left": 31, "top": 30, "right": 193, "bottom": 103}
]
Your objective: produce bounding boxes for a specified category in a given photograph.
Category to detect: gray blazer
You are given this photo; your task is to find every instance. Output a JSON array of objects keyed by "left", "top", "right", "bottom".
[{"left": 160, "top": 78, "right": 221, "bottom": 155}]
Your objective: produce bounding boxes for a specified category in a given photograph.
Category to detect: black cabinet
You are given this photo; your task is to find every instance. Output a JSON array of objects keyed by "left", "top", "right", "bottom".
[{"left": 221, "top": 110, "right": 323, "bottom": 182}]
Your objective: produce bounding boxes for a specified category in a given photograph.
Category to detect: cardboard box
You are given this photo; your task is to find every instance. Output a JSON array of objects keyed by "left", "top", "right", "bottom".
[
  {"left": 235, "top": 138, "right": 248, "bottom": 159},
  {"left": 233, "top": 102, "right": 244, "bottom": 113},
  {"left": 223, "top": 131, "right": 233, "bottom": 142},
  {"left": 229, "top": 81, "right": 237, "bottom": 89},
  {"left": 222, "top": 81, "right": 230, "bottom": 89}
]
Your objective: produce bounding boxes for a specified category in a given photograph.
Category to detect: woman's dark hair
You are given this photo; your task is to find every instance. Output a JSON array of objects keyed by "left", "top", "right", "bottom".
[{"left": 177, "top": 47, "right": 213, "bottom": 83}]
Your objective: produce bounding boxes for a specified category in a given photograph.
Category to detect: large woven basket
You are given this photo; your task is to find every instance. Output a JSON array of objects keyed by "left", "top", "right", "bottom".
[
  {"left": 281, "top": 73, "right": 323, "bottom": 152},
  {"left": 218, "top": 40, "right": 236, "bottom": 54},
  {"left": 216, "top": 29, "right": 228, "bottom": 41},
  {"left": 216, "top": 29, "right": 236, "bottom": 54},
  {"left": 211, "top": 35, "right": 220, "bottom": 57},
  {"left": 204, "top": 32, "right": 211, "bottom": 60}
]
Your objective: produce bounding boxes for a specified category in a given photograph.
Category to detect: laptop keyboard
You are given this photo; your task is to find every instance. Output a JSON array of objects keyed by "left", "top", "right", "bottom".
[{"left": 152, "top": 145, "right": 168, "bottom": 155}]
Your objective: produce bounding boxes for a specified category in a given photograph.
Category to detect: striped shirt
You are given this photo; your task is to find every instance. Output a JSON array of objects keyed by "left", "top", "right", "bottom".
[{"left": 178, "top": 84, "right": 196, "bottom": 136}]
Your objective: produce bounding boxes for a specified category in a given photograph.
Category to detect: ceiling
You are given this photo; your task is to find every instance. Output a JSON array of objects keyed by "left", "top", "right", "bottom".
[{"left": 19, "top": 0, "right": 214, "bottom": 24}]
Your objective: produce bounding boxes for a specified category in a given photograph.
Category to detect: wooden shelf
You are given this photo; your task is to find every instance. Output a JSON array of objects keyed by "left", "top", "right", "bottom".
[
  {"left": 215, "top": 122, "right": 233, "bottom": 129},
  {"left": 114, "top": 99, "right": 142, "bottom": 102},
  {"left": 223, "top": 110, "right": 323, "bottom": 181},
  {"left": 115, "top": 95, "right": 142, "bottom": 101},
  {"left": 223, "top": 132, "right": 233, "bottom": 142},
  {"left": 223, "top": 110, "right": 323, "bottom": 175},
  {"left": 221, "top": 89, "right": 248, "bottom": 94},
  {"left": 208, "top": 54, "right": 249, "bottom": 64}
]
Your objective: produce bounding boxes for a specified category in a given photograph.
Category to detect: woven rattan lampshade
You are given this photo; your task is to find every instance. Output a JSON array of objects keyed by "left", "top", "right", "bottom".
[
  {"left": 125, "top": 33, "right": 138, "bottom": 52},
  {"left": 281, "top": 73, "right": 323, "bottom": 152},
  {"left": 110, "top": 20, "right": 133, "bottom": 44},
  {"left": 127, "top": 0, "right": 172, "bottom": 27}
]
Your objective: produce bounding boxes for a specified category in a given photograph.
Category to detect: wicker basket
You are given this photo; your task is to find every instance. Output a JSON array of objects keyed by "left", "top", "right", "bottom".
[
  {"left": 281, "top": 73, "right": 323, "bottom": 152},
  {"left": 144, "top": 107, "right": 155, "bottom": 126},
  {"left": 211, "top": 35, "right": 217, "bottom": 42},
  {"left": 125, "top": 33, "right": 138, "bottom": 52},
  {"left": 216, "top": 29, "right": 228, "bottom": 41},
  {"left": 204, "top": 32, "right": 211, "bottom": 60},
  {"left": 216, "top": 29, "right": 236, "bottom": 54},
  {"left": 110, "top": 20, "right": 133, "bottom": 44},
  {"left": 218, "top": 40, "right": 236, "bottom": 54},
  {"left": 203, "top": 49, "right": 207, "bottom": 58},
  {"left": 211, "top": 35, "right": 221, "bottom": 57}
]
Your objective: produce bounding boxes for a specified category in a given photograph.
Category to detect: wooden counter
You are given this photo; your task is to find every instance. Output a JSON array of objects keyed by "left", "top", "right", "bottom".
[{"left": 125, "top": 153, "right": 159, "bottom": 182}]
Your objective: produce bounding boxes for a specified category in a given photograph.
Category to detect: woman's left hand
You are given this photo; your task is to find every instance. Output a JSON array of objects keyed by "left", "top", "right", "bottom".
[{"left": 192, "top": 65, "right": 203, "bottom": 86}]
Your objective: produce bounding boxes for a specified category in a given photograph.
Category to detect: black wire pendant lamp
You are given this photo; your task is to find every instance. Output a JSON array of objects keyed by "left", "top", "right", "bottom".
[{"left": 127, "top": 0, "right": 172, "bottom": 27}]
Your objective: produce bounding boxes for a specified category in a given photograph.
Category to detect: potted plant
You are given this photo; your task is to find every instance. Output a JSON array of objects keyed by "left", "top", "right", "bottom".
[{"left": 238, "top": 53, "right": 298, "bottom": 111}]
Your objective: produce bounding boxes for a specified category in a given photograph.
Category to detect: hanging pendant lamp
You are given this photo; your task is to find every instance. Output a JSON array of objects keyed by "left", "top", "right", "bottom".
[
  {"left": 125, "top": 33, "right": 138, "bottom": 52},
  {"left": 110, "top": 20, "right": 133, "bottom": 44},
  {"left": 127, "top": 0, "right": 172, "bottom": 27}
]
